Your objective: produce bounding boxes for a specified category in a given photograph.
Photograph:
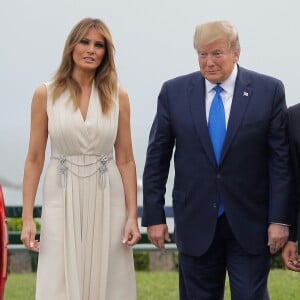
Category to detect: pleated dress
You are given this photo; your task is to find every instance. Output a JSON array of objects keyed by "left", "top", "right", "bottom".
[{"left": 35, "top": 82, "right": 136, "bottom": 300}]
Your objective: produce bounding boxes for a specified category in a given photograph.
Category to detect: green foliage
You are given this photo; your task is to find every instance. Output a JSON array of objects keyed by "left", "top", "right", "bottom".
[
  {"left": 173, "top": 251, "right": 178, "bottom": 270},
  {"left": 6, "top": 218, "right": 23, "bottom": 231},
  {"left": 271, "top": 251, "right": 284, "bottom": 269},
  {"left": 133, "top": 252, "right": 150, "bottom": 271},
  {"left": 6, "top": 218, "right": 41, "bottom": 231}
]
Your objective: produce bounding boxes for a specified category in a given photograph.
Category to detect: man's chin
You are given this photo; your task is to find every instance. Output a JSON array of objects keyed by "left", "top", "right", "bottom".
[{"left": 206, "top": 77, "right": 221, "bottom": 84}]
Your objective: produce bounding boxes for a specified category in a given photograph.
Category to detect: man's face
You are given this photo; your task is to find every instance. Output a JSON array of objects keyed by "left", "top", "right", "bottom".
[{"left": 196, "top": 38, "right": 240, "bottom": 84}]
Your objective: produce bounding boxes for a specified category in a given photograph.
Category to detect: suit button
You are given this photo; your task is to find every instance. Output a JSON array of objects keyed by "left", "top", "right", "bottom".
[{"left": 217, "top": 173, "right": 221, "bottom": 179}]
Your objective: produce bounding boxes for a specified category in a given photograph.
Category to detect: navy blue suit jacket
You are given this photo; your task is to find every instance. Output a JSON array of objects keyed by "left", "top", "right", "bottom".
[{"left": 142, "top": 66, "right": 292, "bottom": 256}]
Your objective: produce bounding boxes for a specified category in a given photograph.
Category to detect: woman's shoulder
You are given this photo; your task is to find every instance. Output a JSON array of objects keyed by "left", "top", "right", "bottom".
[
  {"left": 118, "top": 85, "right": 129, "bottom": 99},
  {"left": 30, "top": 84, "right": 48, "bottom": 113},
  {"left": 117, "top": 85, "right": 130, "bottom": 108},
  {"left": 33, "top": 83, "right": 47, "bottom": 97}
]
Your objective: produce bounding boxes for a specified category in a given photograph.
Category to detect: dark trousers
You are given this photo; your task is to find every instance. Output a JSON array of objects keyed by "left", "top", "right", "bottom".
[{"left": 179, "top": 214, "right": 271, "bottom": 300}]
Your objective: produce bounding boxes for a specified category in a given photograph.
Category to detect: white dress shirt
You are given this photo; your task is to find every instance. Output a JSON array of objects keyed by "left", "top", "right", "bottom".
[{"left": 205, "top": 64, "right": 238, "bottom": 126}]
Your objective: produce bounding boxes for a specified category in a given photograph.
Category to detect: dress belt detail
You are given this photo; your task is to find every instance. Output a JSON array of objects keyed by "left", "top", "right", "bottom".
[{"left": 51, "top": 154, "right": 113, "bottom": 188}]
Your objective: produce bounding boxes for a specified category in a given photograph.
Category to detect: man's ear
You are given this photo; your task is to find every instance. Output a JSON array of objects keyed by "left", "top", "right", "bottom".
[{"left": 233, "top": 50, "right": 240, "bottom": 63}]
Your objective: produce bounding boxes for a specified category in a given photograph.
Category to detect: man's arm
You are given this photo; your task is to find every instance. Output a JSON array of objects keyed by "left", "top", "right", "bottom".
[{"left": 142, "top": 82, "right": 174, "bottom": 249}]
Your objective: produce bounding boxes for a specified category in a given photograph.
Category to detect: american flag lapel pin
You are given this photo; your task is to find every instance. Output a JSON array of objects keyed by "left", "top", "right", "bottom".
[{"left": 243, "top": 91, "right": 248, "bottom": 97}]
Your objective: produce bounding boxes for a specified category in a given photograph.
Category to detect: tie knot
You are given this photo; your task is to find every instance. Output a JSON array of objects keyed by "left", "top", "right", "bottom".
[{"left": 214, "top": 85, "right": 223, "bottom": 94}]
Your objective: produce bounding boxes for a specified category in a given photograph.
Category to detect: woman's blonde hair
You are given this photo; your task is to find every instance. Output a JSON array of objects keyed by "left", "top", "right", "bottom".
[{"left": 51, "top": 18, "right": 117, "bottom": 114}]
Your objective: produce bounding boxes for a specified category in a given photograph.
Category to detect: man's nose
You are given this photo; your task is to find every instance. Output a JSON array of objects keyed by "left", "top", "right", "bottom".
[{"left": 206, "top": 54, "right": 215, "bottom": 65}]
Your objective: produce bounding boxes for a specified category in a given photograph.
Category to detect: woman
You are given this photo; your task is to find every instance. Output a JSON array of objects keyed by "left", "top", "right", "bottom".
[
  {"left": 21, "top": 18, "right": 141, "bottom": 299},
  {"left": 282, "top": 103, "right": 300, "bottom": 272}
]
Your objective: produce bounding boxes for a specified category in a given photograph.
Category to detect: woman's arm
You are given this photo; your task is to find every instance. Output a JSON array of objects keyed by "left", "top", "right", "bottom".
[
  {"left": 114, "top": 86, "right": 140, "bottom": 246},
  {"left": 21, "top": 84, "right": 48, "bottom": 252}
]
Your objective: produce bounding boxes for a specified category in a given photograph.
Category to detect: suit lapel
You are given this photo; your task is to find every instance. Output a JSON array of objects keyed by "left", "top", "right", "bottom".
[
  {"left": 220, "top": 68, "right": 252, "bottom": 163},
  {"left": 188, "top": 73, "right": 216, "bottom": 166},
  {"left": 188, "top": 68, "right": 252, "bottom": 166}
]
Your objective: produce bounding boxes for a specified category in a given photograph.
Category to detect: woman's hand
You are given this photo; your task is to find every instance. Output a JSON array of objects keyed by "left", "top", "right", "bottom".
[
  {"left": 21, "top": 218, "right": 39, "bottom": 252},
  {"left": 122, "top": 218, "right": 141, "bottom": 246}
]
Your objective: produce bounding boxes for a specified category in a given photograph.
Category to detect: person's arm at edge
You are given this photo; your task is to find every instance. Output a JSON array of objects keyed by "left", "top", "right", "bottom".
[{"left": 282, "top": 106, "right": 300, "bottom": 271}]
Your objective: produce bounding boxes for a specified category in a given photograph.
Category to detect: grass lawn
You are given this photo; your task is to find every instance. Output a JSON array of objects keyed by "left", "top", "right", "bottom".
[{"left": 4, "top": 270, "right": 300, "bottom": 299}]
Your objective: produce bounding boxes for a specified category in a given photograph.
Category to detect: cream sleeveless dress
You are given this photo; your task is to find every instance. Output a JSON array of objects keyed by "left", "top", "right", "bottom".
[{"left": 35, "top": 82, "right": 136, "bottom": 300}]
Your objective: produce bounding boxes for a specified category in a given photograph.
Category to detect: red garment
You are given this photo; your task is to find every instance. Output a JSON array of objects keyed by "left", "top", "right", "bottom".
[{"left": 0, "top": 185, "right": 7, "bottom": 300}]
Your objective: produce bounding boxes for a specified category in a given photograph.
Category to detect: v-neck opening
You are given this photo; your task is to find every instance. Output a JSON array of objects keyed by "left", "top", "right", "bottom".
[
  {"left": 80, "top": 105, "right": 89, "bottom": 123},
  {"left": 79, "top": 82, "right": 93, "bottom": 124}
]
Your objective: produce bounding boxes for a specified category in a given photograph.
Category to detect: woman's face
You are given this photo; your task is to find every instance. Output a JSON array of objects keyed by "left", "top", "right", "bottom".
[{"left": 72, "top": 27, "right": 106, "bottom": 73}]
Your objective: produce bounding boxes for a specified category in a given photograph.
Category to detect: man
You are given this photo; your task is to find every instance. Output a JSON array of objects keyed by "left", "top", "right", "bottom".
[
  {"left": 282, "top": 104, "right": 300, "bottom": 272},
  {"left": 142, "top": 21, "right": 292, "bottom": 299}
]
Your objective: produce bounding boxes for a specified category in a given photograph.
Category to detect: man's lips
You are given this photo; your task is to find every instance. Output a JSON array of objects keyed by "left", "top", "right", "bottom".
[{"left": 206, "top": 69, "right": 219, "bottom": 74}]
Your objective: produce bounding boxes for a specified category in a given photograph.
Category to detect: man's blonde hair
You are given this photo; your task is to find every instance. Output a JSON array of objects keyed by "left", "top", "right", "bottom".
[{"left": 193, "top": 21, "right": 240, "bottom": 52}]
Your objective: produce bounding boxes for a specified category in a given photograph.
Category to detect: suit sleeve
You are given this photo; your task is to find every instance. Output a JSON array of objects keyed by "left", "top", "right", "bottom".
[
  {"left": 268, "top": 81, "right": 293, "bottom": 224},
  {"left": 142, "top": 82, "right": 175, "bottom": 226}
]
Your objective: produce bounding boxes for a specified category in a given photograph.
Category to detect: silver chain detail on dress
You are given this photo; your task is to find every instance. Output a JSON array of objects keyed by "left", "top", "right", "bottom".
[{"left": 51, "top": 154, "right": 113, "bottom": 188}]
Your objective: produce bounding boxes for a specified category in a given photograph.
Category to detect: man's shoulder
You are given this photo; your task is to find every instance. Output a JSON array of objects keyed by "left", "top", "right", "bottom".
[
  {"left": 238, "top": 66, "right": 282, "bottom": 84},
  {"left": 164, "top": 71, "right": 202, "bottom": 86},
  {"left": 288, "top": 103, "right": 300, "bottom": 115}
]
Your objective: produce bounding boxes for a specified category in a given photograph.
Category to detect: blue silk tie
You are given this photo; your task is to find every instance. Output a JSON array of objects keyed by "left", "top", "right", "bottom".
[{"left": 208, "top": 85, "right": 226, "bottom": 216}]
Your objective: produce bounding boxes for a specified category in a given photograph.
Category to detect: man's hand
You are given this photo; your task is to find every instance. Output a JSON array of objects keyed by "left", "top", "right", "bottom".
[
  {"left": 147, "top": 224, "right": 171, "bottom": 251},
  {"left": 281, "top": 241, "right": 300, "bottom": 272},
  {"left": 268, "top": 223, "right": 289, "bottom": 254}
]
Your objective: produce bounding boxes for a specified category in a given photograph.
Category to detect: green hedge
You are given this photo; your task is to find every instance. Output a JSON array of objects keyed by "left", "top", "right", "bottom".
[
  {"left": 6, "top": 218, "right": 41, "bottom": 231},
  {"left": 133, "top": 252, "right": 150, "bottom": 271}
]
